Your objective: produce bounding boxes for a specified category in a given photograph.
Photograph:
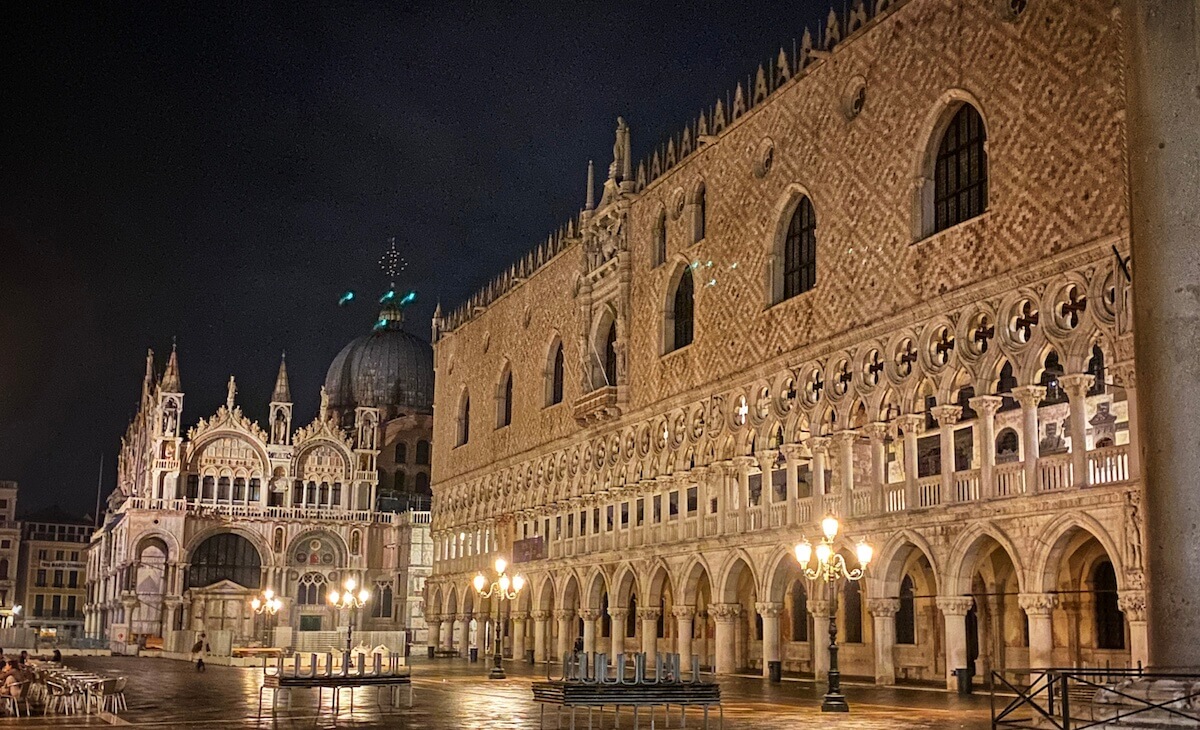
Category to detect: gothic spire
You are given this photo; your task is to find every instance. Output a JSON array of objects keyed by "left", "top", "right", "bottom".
[
  {"left": 271, "top": 352, "right": 291, "bottom": 403},
  {"left": 141, "top": 348, "right": 155, "bottom": 400},
  {"left": 161, "top": 342, "right": 182, "bottom": 392}
]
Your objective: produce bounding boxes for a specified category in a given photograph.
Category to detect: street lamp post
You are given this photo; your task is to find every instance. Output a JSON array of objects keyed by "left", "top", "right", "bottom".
[
  {"left": 794, "top": 515, "right": 873, "bottom": 713},
  {"left": 329, "top": 577, "right": 371, "bottom": 654},
  {"left": 250, "top": 588, "right": 282, "bottom": 647},
  {"left": 472, "top": 557, "right": 526, "bottom": 680}
]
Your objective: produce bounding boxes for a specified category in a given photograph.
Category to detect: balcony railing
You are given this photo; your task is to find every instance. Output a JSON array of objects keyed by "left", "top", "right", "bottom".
[
  {"left": 917, "top": 476, "right": 942, "bottom": 508},
  {"left": 995, "top": 462, "right": 1025, "bottom": 497},
  {"left": 1037, "top": 453, "right": 1073, "bottom": 492},
  {"left": 127, "top": 497, "right": 399, "bottom": 525}
]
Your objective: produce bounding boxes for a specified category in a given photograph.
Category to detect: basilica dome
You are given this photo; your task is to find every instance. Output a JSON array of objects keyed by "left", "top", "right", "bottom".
[{"left": 324, "top": 301, "right": 434, "bottom": 415}]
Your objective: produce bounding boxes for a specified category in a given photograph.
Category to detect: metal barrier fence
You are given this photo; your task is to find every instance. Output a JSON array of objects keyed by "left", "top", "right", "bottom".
[{"left": 991, "top": 667, "right": 1200, "bottom": 729}]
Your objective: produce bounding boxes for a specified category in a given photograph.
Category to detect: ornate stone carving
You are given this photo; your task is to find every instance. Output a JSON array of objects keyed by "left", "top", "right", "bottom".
[
  {"left": 1017, "top": 593, "right": 1059, "bottom": 616},
  {"left": 636, "top": 607, "right": 662, "bottom": 621},
  {"left": 553, "top": 609, "right": 576, "bottom": 622},
  {"left": 930, "top": 405, "right": 963, "bottom": 427},
  {"left": 754, "top": 602, "right": 784, "bottom": 618},
  {"left": 577, "top": 608, "right": 601, "bottom": 622},
  {"left": 671, "top": 605, "right": 696, "bottom": 620},
  {"left": 866, "top": 598, "right": 900, "bottom": 618},
  {"left": 1124, "top": 490, "right": 1144, "bottom": 570},
  {"left": 1117, "top": 591, "right": 1146, "bottom": 622},
  {"left": 936, "top": 596, "right": 975, "bottom": 616},
  {"left": 529, "top": 610, "right": 552, "bottom": 622},
  {"left": 709, "top": 603, "right": 742, "bottom": 621},
  {"left": 808, "top": 599, "right": 832, "bottom": 619},
  {"left": 1012, "top": 385, "right": 1047, "bottom": 410}
]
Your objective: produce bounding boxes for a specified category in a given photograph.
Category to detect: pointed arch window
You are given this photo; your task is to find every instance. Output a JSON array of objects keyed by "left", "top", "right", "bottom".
[
  {"left": 783, "top": 196, "right": 817, "bottom": 300},
  {"left": 843, "top": 578, "right": 863, "bottom": 643},
  {"left": 415, "top": 440, "right": 430, "bottom": 465},
  {"left": 496, "top": 368, "right": 513, "bottom": 429},
  {"left": 601, "top": 322, "right": 618, "bottom": 387},
  {"left": 395, "top": 442, "right": 408, "bottom": 464},
  {"left": 665, "top": 267, "right": 695, "bottom": 353},
  {"left": 693, "top": 184, "right": 707, "bottom": 244},
  {"left": 415, "top": 472, "right": 430, "bottom": 495},
  {"left": 896, "top": 575, "right": 916, "bottom": 645},
  {"left": 547, "top": 341, "right": 564, "bottom": 406},
  {"left": 790, "top": 581, "right": 809, "bottom": 641},
  {"left": 653, "top": 209, "right": 667, "bottom": 267},
  {"left": 933, "top": 104, "right": 988, "bottom": 233},
  {"left": 456, "top": 392, "right": 471, "bottom": 446},
  {"left": 1087, "top": 343, "right": 1106, "bottom": 396}
]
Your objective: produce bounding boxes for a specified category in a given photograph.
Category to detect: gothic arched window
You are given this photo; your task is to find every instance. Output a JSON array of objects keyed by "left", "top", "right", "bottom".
[
  {"left": 415, "top": 472, "right": 431, "bottom": 495},
  {"left": 372, "top": 584, "right": 394, "bottom": 618},
  {"left": 547, "top": 340, "right": 565, "bottom": 406},
  {"left": 1087, "top": 343, "right": 1106, "bottom": 396},
  {"left": 693, "top": 183, "right": 707, "bottom": 243},
  {"left": 395, "top": 442, "right": 408, "bottom": 464},
  {"left": 843, "top": 578, "right": 863, "bottom": 643},
  {"left": 602, "top": 322, "right": 617, "bottom": 387},
  {"left": 1093, "top": 560, "right": 1125, "bottom": 650},
  {"left": 188, "top": 532, "right": 262, "bottom": 589},
  {"left": 933, "top": 104, "right": 988, "bottom": 233},
  {"left": 653, "top": 209, "right": 667, "bottom": 267},
  {"left": 896, "top": 575, "right": 916, "bottom": 645},
  {"left": 783, "top": 196, "right": 817, "bottom": 300},
  {"left": 456, "top": 392, "right": 470, "bottom": 446},
  {"left": 790, "top": 581, "right": 808, "bottom": 641},
  {"left": 666, "top": 267, "right": 695, "bottom": 353},
  {"left": 415, "top": 440, "right": 430, "bottom": 465},
  {"left": 1039, "top": 351, "right": 1066, "bottom": 406},
  {"left": 496, "top": 367, "right": 513, "bottom": 429}
]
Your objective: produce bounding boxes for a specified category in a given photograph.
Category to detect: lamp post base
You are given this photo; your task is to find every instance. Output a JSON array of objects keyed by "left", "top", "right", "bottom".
[
  {"left": 821, "top": 692, "right": 850, "bottom": 712},
  {"left": 488, "top": 660, "right": 507, "bottom": 680}
]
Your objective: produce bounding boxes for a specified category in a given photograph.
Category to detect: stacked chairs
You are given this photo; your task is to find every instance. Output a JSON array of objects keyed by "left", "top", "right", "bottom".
[{"left": 45, "top": 680, "right": 77, "bottom": 715}]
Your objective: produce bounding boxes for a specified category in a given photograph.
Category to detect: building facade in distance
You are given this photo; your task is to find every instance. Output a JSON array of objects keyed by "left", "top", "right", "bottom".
[
  {"left": 16, "top": 508, "right": 92, "bottom": 642},
  {"left": 86, "top": 300, "right": 434, "bottom": 652},
  {"left": 425, "top": 0, "right": 1144, "bottom": 689},
  {"left": 0, "top": 482, "right": 20, "bottom": 625}
]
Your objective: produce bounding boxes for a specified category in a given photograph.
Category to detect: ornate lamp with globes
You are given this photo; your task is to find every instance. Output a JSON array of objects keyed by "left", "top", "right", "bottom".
[{"left": 473, "top": 557, "right": 526, "bottom": 680}]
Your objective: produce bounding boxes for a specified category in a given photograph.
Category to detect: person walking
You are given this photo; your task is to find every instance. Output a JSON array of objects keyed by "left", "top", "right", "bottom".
[{"left": 191, "top": 632, "right": 209, "bottom": 672}]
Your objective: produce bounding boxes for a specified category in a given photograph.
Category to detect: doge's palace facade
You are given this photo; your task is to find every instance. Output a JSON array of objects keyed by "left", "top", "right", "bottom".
[{"left": 426, "top": 0, "right": 1145, "bottom": 689}]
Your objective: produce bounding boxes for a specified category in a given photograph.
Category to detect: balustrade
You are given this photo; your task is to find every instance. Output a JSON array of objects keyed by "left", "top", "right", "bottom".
[
  {"left": 1088, "top": 444, "right": 1129, "bottom": 486},
  {"left": 917, "top": 476, "right": 941, "bottom": 508},
  {"left": 1037, "top": 453, "right": 1073, "bottom": 492},
  {"left": 884, "top": 484, "right": 906, "bottom": 513},
  {"left": 995, "top": 462, "right": 1025, "bottom": 497},
  {"left": 954, "top": 469, "right": 980, "bottom": 502},
  {"left": 851, "top": 489, "right": 874, "bottom": 517}
]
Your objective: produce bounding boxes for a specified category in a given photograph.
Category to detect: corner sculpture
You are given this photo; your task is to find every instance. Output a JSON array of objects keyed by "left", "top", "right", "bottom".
[{"left": 532, "top": 651, "right": 722, "bottom": 729}]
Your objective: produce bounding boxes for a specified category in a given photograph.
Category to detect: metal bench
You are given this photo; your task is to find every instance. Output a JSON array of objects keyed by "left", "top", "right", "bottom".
[{"left": 258, "top": 651, "right": 412, "bottom": 716}]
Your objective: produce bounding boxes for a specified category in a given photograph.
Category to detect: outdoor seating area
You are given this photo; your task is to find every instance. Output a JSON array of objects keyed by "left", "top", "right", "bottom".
[
  {"left": 533, "top": 652, "right": 722, "bottom": 729},
  {"left": 3, "top": 659, "right": 129, "bottom": 718},
  {"left": 258, "top": 650, "right": 412, "bottom": 717}
]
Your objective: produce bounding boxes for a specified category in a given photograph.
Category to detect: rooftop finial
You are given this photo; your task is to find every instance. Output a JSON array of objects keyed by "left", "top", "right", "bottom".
[
  {"left": 226, "top": 375, "right": 237, "bottom": 409},
  {"left": 585, "top": 160, "right": 595, "bottom": 211},
  {"left": 161, "top": 341, "right": 182, "bottom": 392},
  {"left": 272, "top": 352, "right": 291, "bottom": 403}
]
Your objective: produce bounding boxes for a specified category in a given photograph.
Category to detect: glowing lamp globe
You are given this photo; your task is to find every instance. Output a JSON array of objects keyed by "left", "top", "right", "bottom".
[
  {"left": 513, "top": 574, "right": 526, "bottom": 592},
  {"left": 856, "top": 541, "right": 874, "bottom": 567},
  {"left": 473, "top": 574, "right": 487, "bottom": 593},
  {"left": 499, "top": 574, "right": 511, "bottom": 593},
  {"left": 495, "top": 558, "right": 507, "bottom": 575},
  {"left": 821, "top": 516, "right": 840, "bottom": 541},
  {"left": 795, "top": 541, "right": 813, "bottom": 568},
  {"left": 358, "top": 589, "right": 370, "bottom": 603},
  {"left": 345, "top": 577, "right": 357, "bottom": 592},
  {"left": 815, "top": 543, "right": 832, "bottom": 564},
  {"left": 251, "top": 598, "right": 262, "bottom": 611},
  {"left": 264, "top": 588, "right": 275, "bottom": 600},
  {"left": 329, "top": 590, "right": 341, "bottom": 605}
]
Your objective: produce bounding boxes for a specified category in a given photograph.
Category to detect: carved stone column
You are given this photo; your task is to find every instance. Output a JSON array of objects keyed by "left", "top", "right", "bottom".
[
  {"left": 779, "top": 443, "right": 809, "bottom": 525},
  {"left": 531, "top": 609, "right": 551, "bottom": 663},
  {"left": 710, "top": 603, "right": 741, "bottom": 675},
  {"left": 930, "top": 405, "right": 962, "bottom": 503},
  {"left": 895, "top": 414, "right": 923, "bottom": 511},
  {"left": 756, "top": 602, "right": 784, "bottom": 677},
  {"left": 426, "top": 614, "right": 442, "bottom": 653},
  {"left": 732, "top": 456, "right": 757, "bottom": 531},
  {"left": 1019, "top": 593, "right": 1058, "bottom": 670},
  {"left": 608, "top": 608, "right": 628, "bottom": 655},
  {"left": 455, "top": 613, "right": 471, "bottom": 656},
  {"left": 756, "top": 449, "right": 779, "bottom": 507},
  {"left": 1060, "top": 374, "right": 1095, "bottom": 488},
  {"left": 714, "top": 463, "right": 731, "bottom": 535},
  {"left": 868, "top": 598, "right": 901, "bottom": 685},
  {"left": 809, "top": 437, "right": 830, "bottom": 497},
  {"left": 554, "top": 609, "right": 575, "bottom": 662},
  {"left": 809, "top": 598, "right": 832, "bottom": 680},
  {"left": 864, "top": 422, "right": 891, "bottom": 514},
  {"left": 1012, "top": 385, "right": 1046, "bottom": 494},
  {"left": 578, "top": 608, "right": 600, "bottom": 655},
  {"left": 1118, "top": 590, "right": 1148, "bottom": 669},
  {"left": 637, "top": 607, "right": 661, "bottom": 657},
  {"left": 937, "top": 596, "right": 975, "bottom": 691},
  {"left": 969, "top": 395, "right": 1004, "bottom": 499},
  {"left": 672, "top": 605, "right": 695, "bottom": 662},
  {"left": 830, "top": 430, "right": 858, "bottom": 517},
  {"left": 511, "top": 610, "right": 528, "bottom": 660}
]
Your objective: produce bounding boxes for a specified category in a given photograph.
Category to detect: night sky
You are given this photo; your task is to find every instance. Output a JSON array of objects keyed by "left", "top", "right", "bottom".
[{"left": 1, "top": 0, "right": 826, "bottom": 517}]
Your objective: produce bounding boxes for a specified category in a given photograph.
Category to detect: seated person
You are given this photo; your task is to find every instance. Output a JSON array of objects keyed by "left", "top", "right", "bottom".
[
  {"left": 51, "top": 649, "right": 62, "bottom": 663},
  {"left": 0, "top": 660, "right": 24, "bottom": 698},
  {"left": 17, "top": 652, "right": 27, "bottom": 666}
]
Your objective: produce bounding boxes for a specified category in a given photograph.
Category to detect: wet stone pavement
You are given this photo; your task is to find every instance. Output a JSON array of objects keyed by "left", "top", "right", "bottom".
[{"left": 0, "top": 655, "right": 995, "bottom": 728}]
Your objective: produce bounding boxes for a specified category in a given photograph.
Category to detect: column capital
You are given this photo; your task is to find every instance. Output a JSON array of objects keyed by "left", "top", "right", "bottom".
[
  {"left": 862, "top": 422, "right": 891, "bottom": 442},
  {"left": 552, "top": 609, "right": 576, "bottom": 622},
  {"left": 425, "top": 612, "right": 442, "bottom": 623},
  {"left": 894, "top": 414, "right": 925, "bottom": 434},
  {"left": 808, "top": 599, "right": 832, "bottom": 619},
  {"left": 1059, "top": 373, "right": 1095, "bottom": 399},
  {"left": 511, "top": 611, "right": 529, "bottom": 621},
  {"left": 455, "top": 613, "right": 471, "bottom": 623},
  {"left": 808, "top": 436, "right": 831, "bottom": 455},
  {"left": 1117, "top": 590, "right": 1147, "bottom": 622},
  {"left": 608, "top": 608, "right": 629, "bottom": 622},
  {"left": 779, "top": 443, "right": 811, "bottom": 461},
  {"left": 709, "top": 602, "right": 742, "bottom": 622},
  {"left": 968, "top": 395, "right": 1005, "bottom": 417},
  {"left": 671, "top": 605, "right": 696, "bottom": 620},
  {"left": 529, "top": 609, "right": 552, "bottom": 621},
  {"left": 577, "top": 608, "right": 601, "bottom": 621},
  {"left": 688, "top": 465, "right": 712, "bottom": 480},
  {"left": 1017, "top": 593, "right": 1059, "bottom": 616},
  {"left": 935, "top": 596, "right": 975, "bottom": 616},
  {"left": 930, "top": 404, "right": 963, "bottom": 427},
  {"left": 754, "top": 601, "right": 784, "bottom": 618},
  {"left": 754, "top": 450, "right": 780, "bottom": 471},
  {"left": 1111, "top": 361, "right": 1137, "bottom": 390},
  {"left": 830, "top": 430, "right": 860, "bottom": 447},
  {"left": 1012, "top": 385, "right": 1047, "bottom": 409},
  {"left": 636, "top": 607, "right": 661, "bottom": 621},
  {"left": 731, "top": 455, "right": 758, "bottom": 472},
  {"left": 866, "top": 598, "right": 901, "bottom": 618}
]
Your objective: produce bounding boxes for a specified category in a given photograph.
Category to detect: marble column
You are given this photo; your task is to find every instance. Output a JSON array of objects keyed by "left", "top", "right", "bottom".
[
  {"left": 638, "top": 607, "right": 661, "bottom": 658},
  {"left": 756, "top": 449, "right": 779, "bottom": 511},
  {"left": 830, "top": 430, "right": 858, "bottom": 517},
  {"left": 809, "top": 599, "right": 832, "bottom": 680},
  {"left": 1118, "top": 591, "right": 1148, "bottom": 669},
  {"left": 1060, "top": 374, "right": 1095, "bottom": 488},
  {"left": 1019, "top": 593, "right": 1058, "bottom": 670},
  {"left": 930, "top": 405, "right": 962, "bottom": 503},
  {"left": 969, "top": 395, "right": 1004, "bottom": 499},
  {"left": 531, "top": 610, "right": 550, "bottom": 663},
  {"left": 673, "top": 605, "right": 695, "bottom": 662},
  {"left": 937, "top": 597, "right": 974, "bottom": 691},
  {"left": 554, "top": 609, "right": 575, "bottom": 662},
  {"left": 608, "top": 608, "right": 628, "bottom": 655},
  {"left": 756, "top": 602, "right": 783, "bottom": 678},
  {"left": 711, "top": 603, "right": 741, "bottom": 675},
  {"left": 426, "top": 615, "right": 442, "bottom": 652},
  {"left": 1123, "top": 0, "right": 1200, "bottom": 664},
  {"left": 809, "top": 437, "right": 829, "bottom": 499},
  {"left": 1012, "top": 385, "right": 1046, "bottom": 494},
  {"left": 864, "top": 422, "right": 890, "bottom": 514},
  {"left": 578, "top": 608, "right": 599, "bottom": 655},
  {"left": 714, "top": 464, "right": 730, "bottom": 535},
  {"left": 895, "top": 414, "right": 923, "bottom": 511},
  {"left": 868, "top": 598, "right": 900, "bottom": 686},
  {"left": 511, "top": 611, "right": 528, "bottom": 660},
  {"left": 732, "top": 456, "right": 756, "bottom": 531},
  {"left": 779, "top": 443, "right": 809, "bottom": 525},
  {"left": 455, "top": 613, "right": 470, "bottom": 656}
]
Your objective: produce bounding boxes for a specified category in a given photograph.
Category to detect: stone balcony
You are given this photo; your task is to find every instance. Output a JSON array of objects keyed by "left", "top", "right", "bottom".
[
  {"left": 124, "top": 497, "right": 431, "bottom": 527},
  {"left": 571, "top": 386, "right": 620, "bottom": 425}
]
